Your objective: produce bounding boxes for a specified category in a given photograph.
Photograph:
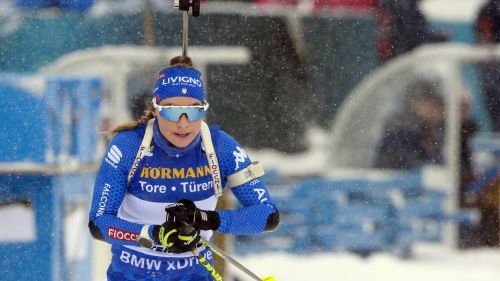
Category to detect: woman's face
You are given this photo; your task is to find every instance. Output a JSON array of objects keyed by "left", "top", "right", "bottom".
[{"left": 154, "top": 96, "right": 203, "bottom": 148}]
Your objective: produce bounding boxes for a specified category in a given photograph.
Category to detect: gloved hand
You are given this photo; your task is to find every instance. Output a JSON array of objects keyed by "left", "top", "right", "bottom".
[
  {"left": 165, "top": 199, "right": 220, "bottom": 231},
  {"left": 151, "top": 221, "right": 201, "bottom": 254}
]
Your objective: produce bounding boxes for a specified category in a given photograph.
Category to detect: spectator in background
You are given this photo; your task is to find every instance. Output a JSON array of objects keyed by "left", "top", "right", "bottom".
[
  {"left": 376, "top": 81, "right": 479, "bottom": 172},
  {"left": 376, "top": 0, "right": 448, "bottom": 63},
  {"left": 475, "top": 0, "right": 500, "bottom": 132},
  {"left": 375, "top": 81, "right": 445, "bottom": 169},
  {"left": 375, "top": 81, "right": 483, "bottom": 247}
]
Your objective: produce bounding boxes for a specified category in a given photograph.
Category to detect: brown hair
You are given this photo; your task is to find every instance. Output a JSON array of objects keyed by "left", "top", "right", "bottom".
[{"left": 108, "top": 56, "right": 194, "bottom": 137}]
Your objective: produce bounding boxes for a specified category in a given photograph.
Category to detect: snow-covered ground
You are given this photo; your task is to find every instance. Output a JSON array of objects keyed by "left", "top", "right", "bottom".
[{"left": 234, "top": 244, "right": 500, "bottom": 281}]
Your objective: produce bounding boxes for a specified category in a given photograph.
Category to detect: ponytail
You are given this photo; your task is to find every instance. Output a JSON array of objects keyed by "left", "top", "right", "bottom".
[{"left": 108, "top": 107, "right": 154, "bottom": 138}]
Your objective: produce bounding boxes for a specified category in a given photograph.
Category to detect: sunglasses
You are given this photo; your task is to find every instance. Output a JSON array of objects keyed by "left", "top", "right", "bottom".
[{"left": 152, "top": 98, "right": 209, "bottom": 122}]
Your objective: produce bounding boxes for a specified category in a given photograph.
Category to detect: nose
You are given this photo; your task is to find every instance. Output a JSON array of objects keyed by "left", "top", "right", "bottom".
[{"left": 176, "top": 113, "right": 190, "bottom": 126}]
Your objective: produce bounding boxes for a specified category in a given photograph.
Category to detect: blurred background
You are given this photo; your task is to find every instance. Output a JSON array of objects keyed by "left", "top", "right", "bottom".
[{"left": 0, "top": 0, "right": 499, "bottom": 280}]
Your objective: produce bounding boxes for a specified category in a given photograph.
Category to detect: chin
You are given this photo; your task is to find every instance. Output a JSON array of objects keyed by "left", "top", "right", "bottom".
[
  {"left": 174, "top": 143, "right": 189, "bottom": 148},
  {"left": 174, "top": 138, "right": 194, "bottom": 148}
]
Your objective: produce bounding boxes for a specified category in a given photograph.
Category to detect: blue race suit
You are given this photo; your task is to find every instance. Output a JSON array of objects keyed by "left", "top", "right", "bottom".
[{"left": 88, "top": 119, "right": 278, "bottom": 281}]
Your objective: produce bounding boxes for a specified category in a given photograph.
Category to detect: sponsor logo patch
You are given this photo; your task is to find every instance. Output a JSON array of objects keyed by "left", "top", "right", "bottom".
[
  {"left": 156, "top": 73, "right": 166, "bottom": 80},
  {"left": 161, "top": 76, "right": 203, "bottom": 88},
  {"left": 140, "top": 165, "right": 211, "bottom": 179},
  {"left": 119, "top": 250, "right": 212, "bottom": 271},
  {"left": 96, "top": 183, "right": 111, "bottom": 217},
  {"left": 108, "top": 227, "right": 139, "bottom": 242},
  {"left": 233, "top": 146, "right": 248, "bottom": 170},
  {"left": 105, "top": 145, "right": 122, "bottom": 168}
]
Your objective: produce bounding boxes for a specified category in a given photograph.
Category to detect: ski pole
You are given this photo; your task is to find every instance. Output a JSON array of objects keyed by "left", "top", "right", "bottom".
[
  {"left": 201, "top": 238, "right": 276, "bottom": 281},
  {"left": 192, "top": 247, "right": 223, "bottom": 281}
]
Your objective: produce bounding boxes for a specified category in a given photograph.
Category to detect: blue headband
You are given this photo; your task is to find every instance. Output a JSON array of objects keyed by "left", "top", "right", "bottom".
[{"left": 153, "top": 67, "right": 205, "bottom": 102}]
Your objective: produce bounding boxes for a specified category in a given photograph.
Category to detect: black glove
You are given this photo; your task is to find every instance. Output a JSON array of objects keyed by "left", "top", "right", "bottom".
[
  {"left": 165, "top": 199, "right": 220, "bottom": 231},
  {"left": 151, "top": 221, "right": 201, "bottom": 254}
]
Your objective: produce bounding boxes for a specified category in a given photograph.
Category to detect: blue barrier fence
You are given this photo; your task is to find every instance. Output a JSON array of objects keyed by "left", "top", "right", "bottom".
[
  {"left": 0, "top": 74, "right": 102, "bottom": 281},
  {"left": 235, "top": 171, "right": 473, "bottom": 257}
]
